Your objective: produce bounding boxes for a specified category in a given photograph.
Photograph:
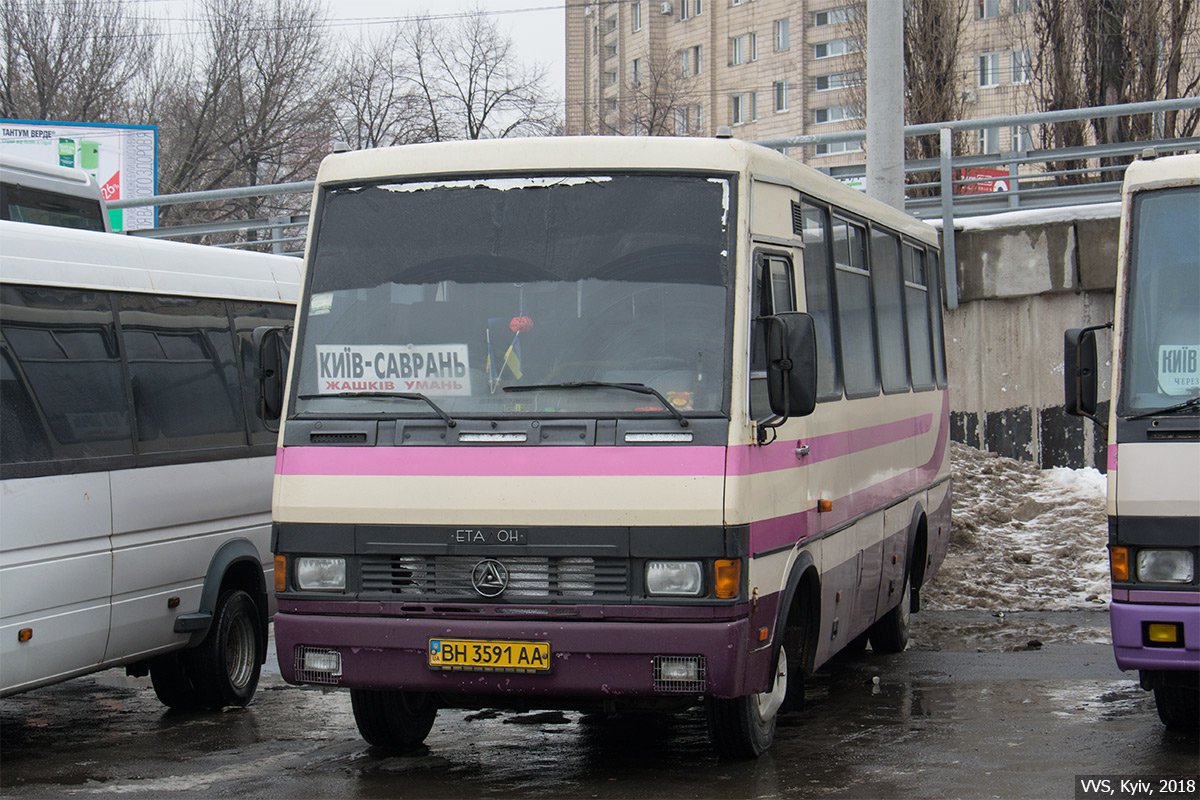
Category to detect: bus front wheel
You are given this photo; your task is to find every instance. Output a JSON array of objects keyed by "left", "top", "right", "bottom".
[
  {"left": 1154, "top": 684, "right": 1200, "bottom": 730},
  {"left": 705, "top": 646, "right": 787, "bottom": 759},
  {"left": 868, "top": 577, "right": 910, "bottom": 654},
  {"left": 351, "top": 689, "right": 439, "bottom": 750}
]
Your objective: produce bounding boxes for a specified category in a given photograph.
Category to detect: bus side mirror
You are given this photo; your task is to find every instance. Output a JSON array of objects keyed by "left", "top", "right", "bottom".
[
  {"left": 1064, "top": 327, "right": 1098, "bottom": 418},
  {"left": 764, "top": 311, "right": 818, "bottom": 420},
  {"left": 254, "top": 325, "right": 292, "bottom": 431}
]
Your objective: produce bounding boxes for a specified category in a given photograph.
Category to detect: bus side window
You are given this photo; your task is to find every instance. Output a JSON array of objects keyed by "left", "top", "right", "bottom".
[
  {"left": 870, "top": 228, "right": 910, "bottom": 393},
  {"left": 800, "top": 201, "right": 842, "bottom": 401},
  {"left": 117, "top": 294, "right": 246, "bottom": 454},
  {"left": 0, "top": 285, "right": 132, "bottom": 471},
  {"left": 928, "top": 251, "right": 948, "bottom": 388},
  {"left": 903, "top": 244, "right": 936, "bottom": 390},
  {"left": 232, "top": 300, "right": 295, "bottom": 445},
  {"left": 833, "top": 215, "right": 880, "bottom": 398}
]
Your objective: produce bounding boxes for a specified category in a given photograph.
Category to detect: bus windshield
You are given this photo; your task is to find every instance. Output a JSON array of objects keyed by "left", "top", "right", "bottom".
[
  {"left": 1119, "top": 185, "right": 1200, "bottom": 416},
  {"left": 293, "top": 173, "right": 733, "bottom": 418}
]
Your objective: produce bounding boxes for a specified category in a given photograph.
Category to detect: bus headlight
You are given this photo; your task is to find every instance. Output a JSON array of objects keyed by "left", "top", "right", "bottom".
[
  {"left": 1136, "top": 550, "right": 1194, "bottom": 583},
  {"left": 646, "top": 561, "right": 703, "bottom": 596},
  {"left": 295, "top": 557, "right": 347, "bottom": 591}
]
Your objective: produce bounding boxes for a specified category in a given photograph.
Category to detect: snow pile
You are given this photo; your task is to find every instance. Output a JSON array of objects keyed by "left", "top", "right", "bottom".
[{"left": 924, "top": 442, "right": 1111, "bottom": 612}]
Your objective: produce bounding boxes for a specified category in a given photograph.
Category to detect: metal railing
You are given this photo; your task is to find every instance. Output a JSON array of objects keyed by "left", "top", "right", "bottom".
[{"left": 110, "top": 98, "right": 1200, "bottom": 302}]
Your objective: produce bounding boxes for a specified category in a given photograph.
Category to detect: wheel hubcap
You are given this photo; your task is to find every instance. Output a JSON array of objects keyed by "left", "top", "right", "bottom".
[{"left": 225, "top": 613, "right": 256, "bottom": 690}]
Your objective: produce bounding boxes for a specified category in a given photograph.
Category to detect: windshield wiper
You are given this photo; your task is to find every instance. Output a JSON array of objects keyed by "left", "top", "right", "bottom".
[
  {"left": 503, "top": 381, "right": 689, "bottom": 428},
  {"left": 1128, "top": 396, "right": 1200, "bottom": 420},
  {"left": 299, "top": 391, "right": 456, "bottom": 427}
]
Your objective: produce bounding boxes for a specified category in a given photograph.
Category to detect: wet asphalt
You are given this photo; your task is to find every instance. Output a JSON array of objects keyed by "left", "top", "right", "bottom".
[{"left": 1, "top": 610, "right": 1197, "bottom": 799}]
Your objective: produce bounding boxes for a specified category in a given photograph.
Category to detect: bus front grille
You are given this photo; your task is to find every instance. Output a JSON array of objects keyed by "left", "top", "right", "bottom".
[{"left": 360, "top": 555, "right": 629, "bottom": 599}]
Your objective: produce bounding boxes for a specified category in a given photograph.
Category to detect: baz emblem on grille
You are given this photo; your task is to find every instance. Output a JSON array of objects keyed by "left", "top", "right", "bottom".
[{"left": 471, "top": 559, "right": 509, "bottom": 597}]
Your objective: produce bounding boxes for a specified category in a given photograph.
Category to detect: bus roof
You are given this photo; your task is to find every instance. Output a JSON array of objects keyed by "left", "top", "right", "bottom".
[
  {"left": 1123, "top": 151, "right": 1200, "bottom": 194},
  {"left": 314, "top": 136, "right": 939, "bottom": 247},
  {"left": 0, "top": 220, "right": 301, "bottom": 303}
]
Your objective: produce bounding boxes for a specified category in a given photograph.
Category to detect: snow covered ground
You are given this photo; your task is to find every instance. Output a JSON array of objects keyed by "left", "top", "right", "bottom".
[{"left": 924, "top": 442, "right": 1111, "bottom": 613}]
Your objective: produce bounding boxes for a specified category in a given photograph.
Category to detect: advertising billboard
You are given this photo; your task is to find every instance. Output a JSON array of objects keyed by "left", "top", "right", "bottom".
[{"left": 0, "top": 119, "right": 157, "bottom": 231}]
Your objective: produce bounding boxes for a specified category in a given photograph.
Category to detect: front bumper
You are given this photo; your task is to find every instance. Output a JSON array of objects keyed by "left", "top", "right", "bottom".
[
  {"left": 1110, "top": 597, "right": 1200, "bottom": 672},
  {"left": 274, "top": 608, "right": 768, "bottom": 700}
]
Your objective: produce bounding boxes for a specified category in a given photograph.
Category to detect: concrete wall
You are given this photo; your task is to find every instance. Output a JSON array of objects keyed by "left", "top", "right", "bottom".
[{"left": 944, "top": 210, "right": 1120, "bottom": 470}]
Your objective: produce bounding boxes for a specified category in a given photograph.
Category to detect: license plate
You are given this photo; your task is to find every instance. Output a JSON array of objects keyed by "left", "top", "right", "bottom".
[{"left": 428, "top": 638, "right": 551, "bottom": 672}]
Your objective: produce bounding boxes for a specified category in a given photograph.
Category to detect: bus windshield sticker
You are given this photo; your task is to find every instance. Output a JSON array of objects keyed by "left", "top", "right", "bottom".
[
  {"left": 1158, "top": 344, "right": 1200, "bottom": 395},
  {"left": 316, "top": 344, "right": 471, "bottom": 396},
  {"left": 310, "top": 292, "right": 333, "bottom": 316}
]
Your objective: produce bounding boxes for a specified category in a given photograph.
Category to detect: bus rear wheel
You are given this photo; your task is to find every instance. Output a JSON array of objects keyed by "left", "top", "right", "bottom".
[
  {"left": 706, "top": 647, "right": 787, "bottom": 759},
  {"left": 351, "top": 689, "right": 439, "bottom": 750},
  {"left": 188, "top": 589, "right": 264, "bottom": 710},
  {"left": 1154, "top": 684, "right": 1200, "bottom": 730},
  {"left": 868, "top": 577, "right": 910, "bottom": 654}
]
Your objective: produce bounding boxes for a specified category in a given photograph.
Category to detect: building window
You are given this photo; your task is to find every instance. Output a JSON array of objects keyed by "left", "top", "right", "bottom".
[
  {"left": 814, "top": 6, "right": 853, "bottom": 27},
  {"left": 696, "top": 0, "right": 703, "bottom": 13},
  {"left": 976, "top": 127, "right": 1000, "bottom": 153},
  {"left": 680, "top": 44, "right": 702, "bottom": 75},
  {"left": 1011, "top": 124, "right": 1033, "bottom": 152},
  {"left": 977, "top": 0, "right": 999, "bottom": 18},
  {"left": 606, "top": 70, "right": 618, "bottom": 87},
  {"left": 632, "top": 2, "right": 642, "bottom": 31},
  {"left": 773, "top": 80, "right": 788, "bottom": 112},
  {"left": 695, "top": 103, "right": 704, "bottom": 133},
  {"left": 606, "top": 15, "right": 618, "bottom": 32},
  {"left": 680, "top": 0, "right": 690, "bottom": 21},
  {"left": 605, "top": 43, "right": 618, "bottom": 60},
  {"left": 632, "top": 58, "right": 642, "bottom": 85},
  {"left": 749, "top": 32, "right": 757, "bottom": 61},
  {"left": 773, "top": 18, "right": 790, "bottom": 51},
  {"left": 606, "top": 97, "right": 618, "bottom": 113},
  {"left": 676, "top": 106, "right": 690, "bottom": 134},
  {"left": 1013, "top": 0, "right": 1032, "bottom": 11},
  {"left": 730, "top": 36, "right": 744, "bottom": 65},
  {"left": 978, "top": 52, "right": 1001, "bottom": 87},
  {"left": 1011, "top": 49, "right": 1031, "bottom": 84},
  {"left": 814, "top": 37, "right": 858, "bottom": 59},
  {"left": 815, "top": 140, "right": 862, "bottom": 155},
  {"left": 730, "top": 92, "right": 756, "bottom": 125},
  {"left": 814, "top": 70, "right": 861, "bottom": 91},
  {"left": 814, "top": 103, "right": 862, "bottom": 124}
]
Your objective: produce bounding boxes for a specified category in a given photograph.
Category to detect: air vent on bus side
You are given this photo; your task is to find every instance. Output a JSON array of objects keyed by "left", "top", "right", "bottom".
[
  {"left": 310, "top": 432, "right": 368, "bottom": 444},
  {"left": 791, "top": 201, "right": 804, "bottom": 237}
]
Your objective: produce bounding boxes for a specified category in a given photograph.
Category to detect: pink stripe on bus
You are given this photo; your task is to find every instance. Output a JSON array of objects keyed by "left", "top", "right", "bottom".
[
  {"left": 726, "top": 411, "right": 933, "bottom": 476},
  {"left": 276, "top": 445, "right": 728, "bottom": 478},
  {"left": 1108, "top": 444, "right": 1118, "bottom": 472}
]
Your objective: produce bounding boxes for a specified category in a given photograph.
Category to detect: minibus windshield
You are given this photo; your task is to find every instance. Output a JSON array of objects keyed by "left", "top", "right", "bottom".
[{"left": 293, "top": 173, "right": 733, "bottom": 418}]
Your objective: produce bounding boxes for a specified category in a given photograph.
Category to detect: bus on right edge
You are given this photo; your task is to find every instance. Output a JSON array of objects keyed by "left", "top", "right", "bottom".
[{"left": 1065, "top": 151, "right": 1199, "bottom": 730}]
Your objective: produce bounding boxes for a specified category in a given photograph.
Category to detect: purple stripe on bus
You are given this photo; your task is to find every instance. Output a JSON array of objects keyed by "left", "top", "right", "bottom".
[{"left": 1108, "top": 444, "right": 1118, "bottom": 472}]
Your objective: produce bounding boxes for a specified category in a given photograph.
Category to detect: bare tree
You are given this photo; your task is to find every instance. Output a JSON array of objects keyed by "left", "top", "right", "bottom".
[
  {"left": 602, "top": 47, "right": 690, "bottom": 136},
  {"left": 1164, "top": 0, "right": 1200, "bottom": 138},
  {"left": 411, "top": 9, "right": 558, "bottom": 140},
  {"left": 147, "top": 0, "right": 335, "bottom": 232},
  {"left": 332, "top": 29, "right": 432, "bottom": 151},
  {"left": 1, "top": 0, "right": 155, "bottom": 121}
]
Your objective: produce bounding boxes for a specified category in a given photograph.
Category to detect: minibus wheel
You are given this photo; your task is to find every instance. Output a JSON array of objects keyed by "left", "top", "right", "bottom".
[
  {"left": 1154, "top": 685, "right": 1200, "bottom": 730},
  {"left": 189, "top": 589, "right": 264, "bottom": 709},
  {"left": 351, "top": 689, "right": 439, "bottom": 749},
  {"left": 705, "top": 646, "right": 786, "bottom": 759}
]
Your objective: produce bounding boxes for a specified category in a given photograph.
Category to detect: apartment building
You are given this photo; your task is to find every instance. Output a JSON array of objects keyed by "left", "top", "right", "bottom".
[{"left": 564, "top": 0, "right": 1189, "bottom": 171}]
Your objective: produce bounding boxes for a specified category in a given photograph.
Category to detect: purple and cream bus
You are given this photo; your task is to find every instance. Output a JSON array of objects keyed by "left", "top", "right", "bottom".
[
  {"left": 1066, "top": 151, "right": 1200, "bottom": 730},
  {"left": 265, "top": 135, "right": 952, "bottom": 757}
]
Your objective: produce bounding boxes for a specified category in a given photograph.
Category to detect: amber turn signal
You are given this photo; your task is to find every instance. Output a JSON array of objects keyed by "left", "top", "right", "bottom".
[
  {"left": 714, "top": 559, "right": 741, "bottom": 599},
  {"left": 275, "top": 554, "right": 287, "bottom": 592},
  {"left": 1110, "top": 547, "right": 1129, "bottom": 582},
  {"left": 18, "top": 628, "right": 32, "bottom": 643}
]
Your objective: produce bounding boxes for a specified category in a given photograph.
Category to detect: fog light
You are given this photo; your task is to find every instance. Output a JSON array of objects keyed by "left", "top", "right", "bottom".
[
  {"left": 303, "top": 649, "right": 342, "bottom": 673},
  {"left": 1145, "top": 623, "right": 1182, "bottom": 647},
  {"left": 296, "top": 556, "right": 346, "bottom": 591},
  {"left": 653, "top": 655, "right": 706, "bottom": 692}
]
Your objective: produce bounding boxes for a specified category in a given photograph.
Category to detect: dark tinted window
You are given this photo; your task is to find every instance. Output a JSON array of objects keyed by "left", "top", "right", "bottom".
[
  {"left": 1, "top": 286, "right": 131, "bottom": 468},
  {"left": 800, "top": 201, "right": 842, "bottom": 401},
  {"left": 871, "top": 228, "right": 909, "bottom": 393},
  {"left": 1, "top": 183, "right": 106, "bottom": 232},
  {"left": 117, "top": 294, "right": 245, "bottom": 453},
  {"left": 928, "top": 251, "right": 947, "bottom": 388}
]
